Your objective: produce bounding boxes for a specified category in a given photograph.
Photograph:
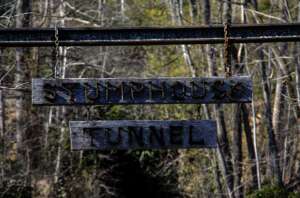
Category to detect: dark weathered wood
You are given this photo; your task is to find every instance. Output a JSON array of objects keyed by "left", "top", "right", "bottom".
[
  {"left": 69, "top": 120, "right": 217, "bottom": 150},
  {"left": 32, "top": 77, "right": 252, "bottom": 105}
]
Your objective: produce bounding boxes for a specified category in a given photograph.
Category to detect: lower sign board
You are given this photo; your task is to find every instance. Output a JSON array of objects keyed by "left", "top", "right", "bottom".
[
  {"left": 70, "top": 120, "right": 217, "bottom": 150},
  {"left": 32, "top": 77, "right": 252, "bottom": 105}
]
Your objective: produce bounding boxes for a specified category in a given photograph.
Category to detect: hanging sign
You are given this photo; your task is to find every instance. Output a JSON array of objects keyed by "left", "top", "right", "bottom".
[
  {"left": 69, "top": 120, "right": 217, "bottom": 150},
  {"left": 32, "top": 76, "right": 252, "bottom": 105}
]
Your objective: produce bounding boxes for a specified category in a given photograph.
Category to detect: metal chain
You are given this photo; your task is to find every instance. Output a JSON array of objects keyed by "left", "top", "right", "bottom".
[
  {"left": 54, "top": 24, "right": 60, "bottom": 78},
  {"left": 224, "top": 22, "right": 232, "bottom": 77}
]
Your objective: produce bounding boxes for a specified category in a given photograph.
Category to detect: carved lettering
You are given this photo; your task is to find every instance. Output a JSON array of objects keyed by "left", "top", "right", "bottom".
[
  {"left": 189, "top": 126, "right": 204, "bottom": 145},
  {"left": 191, "top": 81, "right": 206, "bottom": 99},
  {"left": 83, "top": 128, "right": 98, "bottom": 147},
  {"left": 33, "top": 77, "right": 252, "bottom": 105},
  {"left": 128, "top": 126, "right": 144, "bottom": 146},
  {"left": 105, "top": 81, "right": 122, "bottom": 101},
  {"left": 83, "top": 82, "right": 100, "bottom": 102},
  {"left": 129, "top": 82, "right": 144, "bottom": 100},
  {"left": 70, "top": 120, "right": 218, "bottom": 150},
  {"left": 149, "top": 81, "right": 166, "bottom": 100},
  {"left": 211, "top": 80, "right": 226, "bottom": 99},
  {"left": 227, "top": 82, "right": 244, "bottom": 100},
  {"left": 149, "top": 126, "right": 165, "bottom": 146},
  {"left": 171, "top": 81, "right": 186, "bottom": 100},
  {"left": 61, "top": 83, "right": 77, "bottom": 103},
  {"left": 169, "top": 125, "right": 183, "bottom": 145},
  {"left": 105, "top": 128, "right": 122, "bottom": 146},
  {"left": 43, "top": 84, "right": 57, "bottom": 103}
]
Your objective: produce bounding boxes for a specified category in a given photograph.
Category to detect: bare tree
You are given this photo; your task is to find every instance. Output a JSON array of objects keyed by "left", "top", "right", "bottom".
[
  {"left": 238, "top": 0, "right": 261, "bottom": 190},
  {"left": 15, "top": 0, "right": 32, "bottom": 187},
  {"left": 0, "top": 90, "right": 4, "bottom": 185},
  {"left": 259, "top": 48, "right": 283, "bottom": 187},
  {"left": 15, "top": 0, "right": 31, "bottom": 153},
  {"left": 297, "top": 1, "right": 300, "bottom": 109},
  {"left": 53, "top": 1, "right": 68, "bottom": 197},
  {"left": 167, "top": 0, "right": 197, "bottom": 77}
]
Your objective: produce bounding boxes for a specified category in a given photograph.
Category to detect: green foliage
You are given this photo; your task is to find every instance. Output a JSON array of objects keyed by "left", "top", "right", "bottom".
[
  {"left": 103, "top": 105, "right": 130, "bottom": 120},
  {"left": 127, "top": 0, "right": 170, "bottom": 26},
  {"left": 258, "top": 0, "right": 271, "bottom": 12},
  {"left": 247, "top": 185, "right": 300, "bottom": 198},
  {"left": 146, "top": 46, "right": 188, "bottom": 77}
]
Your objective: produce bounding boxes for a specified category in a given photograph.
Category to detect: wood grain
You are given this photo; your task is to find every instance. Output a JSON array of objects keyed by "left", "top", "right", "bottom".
[
  {"left": 69, "top": 120, "right": 217, "bottom": 150},
  {"left": 32, "top": 77, "right": 252, "bottom": 105}
]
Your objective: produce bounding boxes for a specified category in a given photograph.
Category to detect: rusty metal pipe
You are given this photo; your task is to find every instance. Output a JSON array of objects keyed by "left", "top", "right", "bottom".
[{"left": 1, "top": 23, "right": 300, "bottom": 47}]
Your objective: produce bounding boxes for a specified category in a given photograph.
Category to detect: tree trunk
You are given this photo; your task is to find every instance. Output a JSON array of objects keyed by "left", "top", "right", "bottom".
[
  {"left": 242, "top": 104, "right": 260, "bottom": 189},
  {"left": 53, "top": 1, "right": 68, "bottom": 196},
  {"left": 168, "top": 0, "right": 197, "bottom": 77},
  {"left": 15, "top": 0, "right": 31, "bottom": 153},
  {"left": 0, "top": 90, "right": 4, "bottom": 185},
  {"left": 203, "top": 0, "right": 234, "bottom": 197},
  {"left": 271, "top": 53, "right": 284, "bottom": 154},
  {"left": 271, "top": 43, "right": 299, "bottom": 185},
  {"left": 223, "top": 1, "right": 236, "bottom": 197},
  {"left": 259, "top": 49, "right": 283, "bottom": 187},
  {"left": 120, "top": 0, "right": 125, "bottom": 20},
  {"left": 211, "top": 150, "right": 226, "bottom": 198},
  {"left": 206, "top": 47, "right": 225, "bottom": 198},
  {"left": 271, "top": 46, "right": 300, "bottom": 118},
  {"left": 214, "top": 82, "right": 234, "bottom": 197},
  {"left": 297, "top": 53, "right": 300, "bottom": 109},
  {"left": 223, "top": 0, "right": 231, "bottom": 24},
  {"left": 297, "top": 2, "right": 300, "bottom": 109},
  {"left": 290, "top": 2, "right": 300, "bottom": 183},
  {"left": 203, "top": 0, "right": 233, "bottom": 196},
  {"left": 203, "top": 0, "right": 210, "bottom": 25},
  {"left": 236, "top": 37, "right": 260, "bottom": 192},
  {"left": 189, "top": 0, "right": 197, "bottom": 23},
  {"left": 15, "top": 0, "right": 32, "bottom": 187},
  {"left": 232, "top": 104, "right": 243, "bottom": 198}
]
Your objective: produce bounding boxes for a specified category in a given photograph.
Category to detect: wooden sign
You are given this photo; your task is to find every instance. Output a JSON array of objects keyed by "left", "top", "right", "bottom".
[
  {"left": 32, "top": 77, "right": 252, "bottom": 105},
  {"left": 69, "top": 120, "right": 217, "bottom": 150}
]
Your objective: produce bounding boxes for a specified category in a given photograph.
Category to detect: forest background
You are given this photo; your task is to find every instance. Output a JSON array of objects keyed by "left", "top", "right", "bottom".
[{"left": 0, "top": 0, "right": 300, "bottom": 197}]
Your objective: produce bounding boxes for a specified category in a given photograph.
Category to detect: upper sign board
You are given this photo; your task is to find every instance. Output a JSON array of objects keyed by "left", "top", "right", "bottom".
[{"left": 32, "top": 77, "right": 252, "bottom": 105}]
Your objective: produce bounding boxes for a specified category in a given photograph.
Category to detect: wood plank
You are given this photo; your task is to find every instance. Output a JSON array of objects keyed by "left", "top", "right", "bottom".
[
  {"left": 32, "top": 77, "right": 252, "bottom": 105},
  {"left": 69, "top": 120, "right": 217, "bottom": 150}
]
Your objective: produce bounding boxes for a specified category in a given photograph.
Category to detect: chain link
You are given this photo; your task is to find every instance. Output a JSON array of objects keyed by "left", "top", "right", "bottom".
[
  {"left": 54, "top": 24, "right": 60, "bottom": 78},
  {"left": 224, "top": 22, "right": 232, "bottom": 77}
]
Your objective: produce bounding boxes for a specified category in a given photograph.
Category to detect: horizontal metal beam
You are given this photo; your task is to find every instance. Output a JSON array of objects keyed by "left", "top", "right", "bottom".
[{"left": 1, "top": 23, "right": 300, "bottom": 47}]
